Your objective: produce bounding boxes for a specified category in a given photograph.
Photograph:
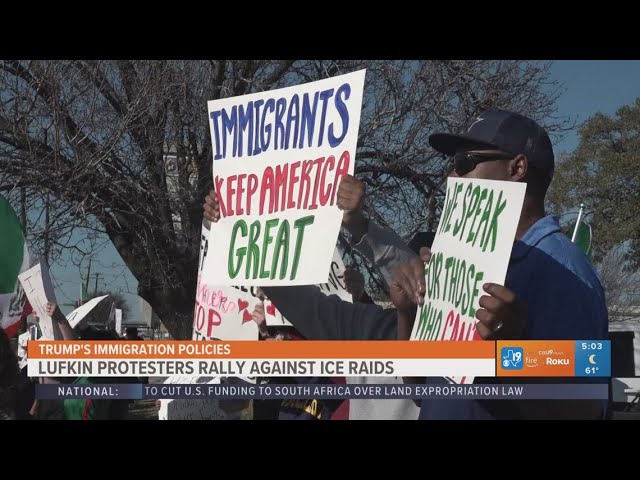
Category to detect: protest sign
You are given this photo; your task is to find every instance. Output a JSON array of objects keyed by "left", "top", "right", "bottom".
[
  {"left": 66, "top": 295, "right": 110, "bottom": 329},
  {"left": 202, "top": 70, "right": 366, "bottom": 286},
  {"left": 115, "top": 309, "right": 122, "bottom": 333},
  {"left": 262, "top": 296, "right": 292, "bottom": 327},
  {"left": 317, "top": 249, "right": 352, "bottom": 303},
  {"left": 17, "top": 326, "right": 38, "bottom": 370},
  {"left": 139, "top": 297, "right": 153, "bottom": 327},
  {"left": 193, "top": 223, "right": 260, "bottom": 341},
  {"left": 106, "top": 302, "right": 115, "bottom": 330},
  {"left": 18, "top": 259, "right": 60, "bottom": 340},
  {"left": 17, "top": 331, "right": 29, "bottom": 369},
  {"left": 410, "top": 178, "right": 526, "bottom": 384},
  {"left": 158, "top": 376, "right": 234, "bottom": 421}
]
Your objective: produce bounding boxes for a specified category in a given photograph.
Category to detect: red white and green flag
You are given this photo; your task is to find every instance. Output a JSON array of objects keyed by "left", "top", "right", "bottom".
[{"left": 0, "top": 194, "right": 31, "bottom": 337}]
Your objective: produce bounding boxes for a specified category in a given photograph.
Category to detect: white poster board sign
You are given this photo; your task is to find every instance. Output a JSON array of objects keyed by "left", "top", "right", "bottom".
[
  {"left": 317, "top": 249, "right": 352, "bottom": 303},
  {"left": 18, "top": 260, "right": 60, "bottom": 340},
  {"left": 410, "top": 178, "right": 526, "bottom": 384},
  {"left": 193, "top": 224, "right": 260, "bottom": 341},
  {"left": 106, "top": 302, "right": 115, "bottom": 330},
  {"left": 17, "top": 326, "right": 38, "bottom": 370},
  {"left": 115, "top": 309, "right": 123, "bottom": 333},
  {"left": 139, "top": 296, "right": 153, "bottom": 327},
  {"left": 202, "top": 70, "right": 366, "bottom": 286},
  {"left": 262, "top": 297, "right": 291, "bottom": 327},
  {"left": 66, "top": 295, "right": 109, "bottom": 329},
  {"left": 158, "top": 376, "right": 241, "bottom": 421},
  {"left": 17, "top": 331, "right": 29, "bottom": 369}
]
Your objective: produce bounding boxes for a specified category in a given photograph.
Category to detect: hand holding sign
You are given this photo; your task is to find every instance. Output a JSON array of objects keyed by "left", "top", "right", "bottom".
[
  {"left": 475, "top": 283, "right": 526, "bottom": 340},
  {"left": 252, "top": 302, "right": 266, "bottom": 328},
  {"left": 203, "top": 189, "right": 220, "bottom": 223},
  {"left": 391, "top": 247, "right": 431, "bottom": 345},
  {"left": 44, "top": 302, "right": 65, "bottom": 323},
  {"left": 336, "top": 174, "right": 367, "bottom": 240},
  {"left": 390, "top": 247, "right": 431, "bottom": 314}
]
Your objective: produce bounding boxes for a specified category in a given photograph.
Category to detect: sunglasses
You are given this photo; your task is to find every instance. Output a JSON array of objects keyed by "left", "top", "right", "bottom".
[{"left": 450, "top": 151, "right": 515, "bottom": 176}]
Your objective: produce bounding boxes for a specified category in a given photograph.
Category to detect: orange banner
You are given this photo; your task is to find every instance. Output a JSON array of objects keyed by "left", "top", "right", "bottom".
[{"left": 28, "top": 340, "right": 495, "bottom": 359}]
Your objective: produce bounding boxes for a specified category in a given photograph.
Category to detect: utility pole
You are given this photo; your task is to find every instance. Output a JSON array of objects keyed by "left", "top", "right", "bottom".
[
  {"left": 92, "top": 273, "right": 104, "bottom": 296},
  {"left": 75, "top": 257, "right": 93, "bottom": 307},
  {"left": 84, "top": 257, "right": 92, "bottom": 295}
]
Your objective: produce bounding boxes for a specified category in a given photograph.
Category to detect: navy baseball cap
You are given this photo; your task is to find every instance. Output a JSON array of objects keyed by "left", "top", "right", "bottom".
[{"left": 429, "top": 109, "right": 555, "bottom": 180}]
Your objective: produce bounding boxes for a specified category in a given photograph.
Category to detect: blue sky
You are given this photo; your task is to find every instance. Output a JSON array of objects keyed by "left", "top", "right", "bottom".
[
  {"left": 48, "top": 60, "right": 640, "bottom": 317},
  {"left": 550, "top": 60, "right": 640, "bottom": 154}
]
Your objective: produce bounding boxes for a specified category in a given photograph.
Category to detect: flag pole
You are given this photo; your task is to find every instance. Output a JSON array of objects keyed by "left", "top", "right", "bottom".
[{"left": 571, "top": 203, "right": 585, "bottom": 243}]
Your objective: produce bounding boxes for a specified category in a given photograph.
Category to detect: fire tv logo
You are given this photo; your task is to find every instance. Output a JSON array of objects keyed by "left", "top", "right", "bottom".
[{"left": 525, "top": 356, "right": 539, "bottom": 368}]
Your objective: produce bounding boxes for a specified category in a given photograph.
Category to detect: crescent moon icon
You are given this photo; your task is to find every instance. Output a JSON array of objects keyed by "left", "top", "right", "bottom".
[{"left": 588, "top": 354, "right": 597, "bottom": 365}]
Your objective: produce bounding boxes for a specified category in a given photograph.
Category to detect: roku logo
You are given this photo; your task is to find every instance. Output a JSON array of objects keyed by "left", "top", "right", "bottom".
[{"left": 546, "top": 358, "right": 569, "bottom": 365}]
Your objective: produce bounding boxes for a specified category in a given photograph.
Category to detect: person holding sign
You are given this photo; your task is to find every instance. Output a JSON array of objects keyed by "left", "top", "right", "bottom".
[
  {"left": 392, "top": 109, "right": 608, "bottom": 420},
  {"left": 33, "top": 303, "right": 130, "bottom": 420},
  {"left": 204, "top": 178, "right": 420, "bottom": 421},
  {"left": 337, "top": 174, "right": 418, "bottom": 288},
  {"left": 336, "top": 175, "right": 420, "bottom": 421}
]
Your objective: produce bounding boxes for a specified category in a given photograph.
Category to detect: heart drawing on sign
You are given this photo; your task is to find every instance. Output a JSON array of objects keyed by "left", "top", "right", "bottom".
[
  {"left": 238, "top": 299, "right": 249, "bottom": 311},
  {"left": 266, "top": 303, "right": 276, "bottom": 316},
  {"left": 242, "top": 309, "right": 253, "bottom": 324}
]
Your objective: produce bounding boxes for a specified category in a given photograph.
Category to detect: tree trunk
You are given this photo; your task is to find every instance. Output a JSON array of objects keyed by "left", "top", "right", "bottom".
[{"left": 139, "top": 283, "right": 195, "bottom": 340}]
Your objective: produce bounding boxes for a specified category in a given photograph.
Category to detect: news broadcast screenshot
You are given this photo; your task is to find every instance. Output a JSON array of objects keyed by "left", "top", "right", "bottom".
[{"left": 1, "top": 61, "right": 638, "bottom": 421}]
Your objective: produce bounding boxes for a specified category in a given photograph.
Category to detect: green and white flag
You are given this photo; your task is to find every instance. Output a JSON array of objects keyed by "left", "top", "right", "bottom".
[{"left": 0, "top": 194, "right": 30, "bottom": 335}]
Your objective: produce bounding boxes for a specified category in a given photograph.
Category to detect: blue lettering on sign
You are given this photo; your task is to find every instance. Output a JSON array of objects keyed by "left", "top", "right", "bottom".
[{"left": 209, "top": 83, "right": 354, "bottom": 160}]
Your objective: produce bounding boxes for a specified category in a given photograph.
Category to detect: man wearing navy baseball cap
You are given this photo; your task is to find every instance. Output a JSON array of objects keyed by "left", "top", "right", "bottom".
[
  {"left": 432, "top": 109, "right": 554, "bottom": 197},
  {"left": 392, "top": 109, "right": 608, "bottom": 419}
]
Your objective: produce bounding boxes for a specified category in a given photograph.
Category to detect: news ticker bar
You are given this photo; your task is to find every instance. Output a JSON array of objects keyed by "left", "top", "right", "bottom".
[
  {"left": 26, "top": 340, "right": 611, "bottom": 378},
  {"left": 36, "top": 383, "right": 609, "bottom": 400}
]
